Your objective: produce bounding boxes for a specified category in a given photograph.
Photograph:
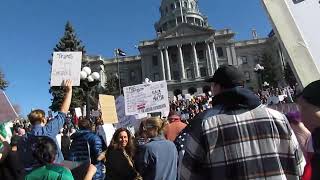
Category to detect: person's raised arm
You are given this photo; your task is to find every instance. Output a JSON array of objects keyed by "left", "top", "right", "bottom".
[
  {"left": 45, "top": 80, "right": 72, "bottom": 135},
  {"left": 60, "top": 80, "right": 73, "bottom": 114}
]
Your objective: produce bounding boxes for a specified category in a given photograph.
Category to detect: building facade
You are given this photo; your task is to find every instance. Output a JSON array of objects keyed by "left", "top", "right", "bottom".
[{"left": 91, "top": 0, "right": 286, "bottom": 97}]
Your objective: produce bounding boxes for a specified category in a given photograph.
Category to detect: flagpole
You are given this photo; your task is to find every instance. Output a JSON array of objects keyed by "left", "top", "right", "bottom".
[{"left": 115, "top": 49, "right": 121, "bottom": 96}]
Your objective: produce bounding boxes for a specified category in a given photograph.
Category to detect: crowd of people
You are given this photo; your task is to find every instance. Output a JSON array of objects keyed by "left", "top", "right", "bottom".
[{"left": 1, "top": 65, "right": 320, "bottom": 180}]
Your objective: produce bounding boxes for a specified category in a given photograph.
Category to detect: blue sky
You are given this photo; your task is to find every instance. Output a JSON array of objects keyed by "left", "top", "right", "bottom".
[{"left": 0, "top": 0, "right": 271, "bottom": 117}]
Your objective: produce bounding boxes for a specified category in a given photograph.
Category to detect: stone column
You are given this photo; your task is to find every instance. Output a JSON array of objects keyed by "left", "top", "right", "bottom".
[
  {"left": 191, "top": 43, "right": 200, "bottom": 78},
  {"left": 159, "top": 48, "right": 166, "bottom": 80},
  {"left": 206, "top": 42, "right": 214, "bottom": 76},
  {"left": 231, "top": 45, "right": 237, "bottom": 65},
  {"left": 164, "top": 47, "right": 172, "bottom": 80},
  {"left": 211, "top": 41, "right": 219, "bottom": 70},
  {"left": 226, "top": 46, "right": 233, "bottom": 65},
  {"left": 177, "top": 44, "right": 186, "bottom": 80}
]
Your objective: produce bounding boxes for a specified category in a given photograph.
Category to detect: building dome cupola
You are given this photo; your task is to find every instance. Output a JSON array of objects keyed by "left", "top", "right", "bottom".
[{"left": 155, "top": 0, "right": 208, "bottom": 35}]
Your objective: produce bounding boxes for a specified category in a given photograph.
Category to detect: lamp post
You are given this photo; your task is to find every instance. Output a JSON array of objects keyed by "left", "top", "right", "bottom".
[
  {"left": 80, "top": 66, "right": 100, "bottom": 120},
  {"left": 254, "top": 64, "right": 264, "bottom": 90}
]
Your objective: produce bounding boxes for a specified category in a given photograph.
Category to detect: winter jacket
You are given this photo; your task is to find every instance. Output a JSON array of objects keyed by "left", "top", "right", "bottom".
[
  {"left": 136, "top": 135, "right": 178, "bottom": 180},
  {"left": 18, "top": 112, "right": 66, "bottom": 171},
  {"left": 68, "top": 129, "right": 106, "bottom": 180},
  {"left": 106, "top": 149, "right": 138, "bottom": 180},
  {"left": 177, "top": 86, "right": 305, "bottom": 180}
]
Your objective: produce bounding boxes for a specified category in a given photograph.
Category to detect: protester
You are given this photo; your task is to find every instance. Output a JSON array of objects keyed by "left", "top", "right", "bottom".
[
  {"left": 178, "top": 65, "right": 305, "bottom": 179},
  {"left": 136, "top": 117, "right": 178, "bottom": 180},
  {"left": 24, "top": 136, "right": 74, "bottom": 180},
  {"left": 135, "top": 119, "right": 149, "bottom": 146},
  {"left": 105, "top": 128, "right": 140, "bottom": 180},
  {"left": 286, "top": 111, "right": 312, "bottom": 159},
  {"left": 18, "top": 80, "right": 72, "bottom": 172},
  {"left": 297, "top": 80, "right": 320, "bottom": 180},
  {"left": 61, "top": 124, "right": 71, "bottom": 159},
  {"left": 0, "top": 135, "right": 25, "bottom": 179},
  {"left": 164, "top": 113, "right": 186, "bottom": 141},
  {"left": 68, "top": 118, "right": 106, "bottom": 180}
]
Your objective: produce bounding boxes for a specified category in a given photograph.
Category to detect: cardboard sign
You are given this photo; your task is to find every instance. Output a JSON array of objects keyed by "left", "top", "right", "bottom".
[
  {"left": 0, "top": 90, "right": 18, "bottom": 122},
  {"left": 99, "top": 95, "right": 118, "bottom": 124},
  {"left": 123, "top": 80, "right": 169, "bottom": 116},
  {"left": 262, "top": 0, "right": 320, "bottom": 87},
  {"left": 50, "top": 52, "right": 82, "bottom": 86}
]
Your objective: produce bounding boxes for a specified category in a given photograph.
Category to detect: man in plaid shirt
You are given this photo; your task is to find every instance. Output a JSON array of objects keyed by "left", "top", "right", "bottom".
[{"left": 178, "top": 65, "right": 305, "bottom": 180}]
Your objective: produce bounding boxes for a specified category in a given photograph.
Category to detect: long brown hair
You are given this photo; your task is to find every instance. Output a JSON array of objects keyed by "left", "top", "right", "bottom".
[{"left": 107, "top": 128, "right": 135, "bottom": 158}]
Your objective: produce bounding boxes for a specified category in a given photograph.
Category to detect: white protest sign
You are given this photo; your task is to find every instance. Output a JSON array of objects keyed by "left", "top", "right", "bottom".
[
  {"left": 74, "top": 107, "right": 82, "bottom": 118},
  {"left": 123, "top": 80, "right": 169, "bottom": 116},
  {"left": 50, "top": 52, "right": 82, "bottom": 86},
  {"left": 0, "top": 90, "right": 18, "bottom": 122},
  {"left": 262, "top": 0, "right": 320, "bottom": 87},
  {"left": 185, "top": 94, "right": 192, "bottom": 100},
  {"left": 177, "top": 94, "right": 183, "bottom": 100},
  {"left": 96, "top": 124, "right": 115, "bottom": 146}
]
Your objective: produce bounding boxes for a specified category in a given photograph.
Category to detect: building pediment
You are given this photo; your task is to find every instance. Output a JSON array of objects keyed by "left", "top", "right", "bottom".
[{"left": 158, "top": 23, "right": 214, "bottom": 39}]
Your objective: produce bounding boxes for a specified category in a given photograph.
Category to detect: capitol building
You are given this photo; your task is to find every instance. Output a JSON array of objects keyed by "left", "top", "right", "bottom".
[{"left": 87, "top": 0, "right": 288, "bottom": 97}]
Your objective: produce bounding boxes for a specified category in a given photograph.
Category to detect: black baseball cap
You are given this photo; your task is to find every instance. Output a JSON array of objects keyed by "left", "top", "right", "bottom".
[
  {"left": 205, "top": 65, "right": 245, "bottom": 88},
  {"left": 301, "top": 80, "right": 320, "bottom": 107}
]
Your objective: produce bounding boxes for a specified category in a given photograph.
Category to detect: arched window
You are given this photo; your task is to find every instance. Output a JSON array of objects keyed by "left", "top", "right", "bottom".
[
  {"left": 188, "top": 87, "right": 197, "bottom": 95},
  {"left": 171, "top": 3, "right": 175, "bottom": 10},
  {"left": 190, "top": 3, "right": 194, "bottom": 9},
  {"left": 184, "top": 1, "right": 188, "bottom": 8},
  {"left": 176, "top": 1, "right": 180, "bottom": 8}
]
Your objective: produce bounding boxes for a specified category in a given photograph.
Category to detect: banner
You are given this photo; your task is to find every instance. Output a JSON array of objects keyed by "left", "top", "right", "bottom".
[
  {"left": 262, "top": 0, "right": 320, "bottom": 87},
  {"left": 99, "top": 95, "right": 118, "bottom": 124},
  {"left": 123, "top": 80, "right": 169, "bottom": 116},
  {"left": 0, "top": 90, "right": 18, "bottom": 122},
  {"left": 115, "top": 95, "right": 138, "bottom": 128},
  {"left": 50, "top": 52, "right": 82, "bottom": 86}
]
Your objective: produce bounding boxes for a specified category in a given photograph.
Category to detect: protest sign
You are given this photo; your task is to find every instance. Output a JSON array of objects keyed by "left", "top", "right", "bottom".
[
  {"left": 74, "top": 107, "right": 82, "bottom": 118},
  {"left": 50, "top": 52, "right": 82, "bottom": 86},
  {"left": 115, "top": 95, "right": 138, "bottom": 128},
  {"left": 96, "top": 124, "right": 115, "bottom": 146},
  {"left": 123, "top": 80, "right": 169, "bottom": 116},
  {"left": 91, "top": 110, "right": 100, "bottom": 117},
  {"left": 185, "top": 94, "right": 192, "bottom": 100},
  {"left": 0, "top": 90, "right": 18, "bottom": 123},
  {"left": 262, "top": 0, "right": 320, "bottom": 87},
  {"left": 99, "top": 95, "right": 118, "bottom": 124}
]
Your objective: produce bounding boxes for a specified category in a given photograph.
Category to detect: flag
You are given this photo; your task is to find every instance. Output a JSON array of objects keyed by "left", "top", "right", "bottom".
[{"left": 116, "top": 48, "right": 126, "bottom": 56}]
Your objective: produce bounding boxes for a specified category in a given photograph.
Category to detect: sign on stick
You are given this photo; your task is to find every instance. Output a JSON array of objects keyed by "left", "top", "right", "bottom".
[
  {"left": 0, "top": 90, "right": 18, "bottom": 122},
  {"left": 50, "top": 52, "right": 82, "bottom": 86},
  {"left": 123, "top": 80, "right": 169, "bottom": 116},
  {"left": 99, "top": 95, "right": 118, "bottom": 124},
  {"left": 262, "top": 0, "right": 320, "bottom": 87}
]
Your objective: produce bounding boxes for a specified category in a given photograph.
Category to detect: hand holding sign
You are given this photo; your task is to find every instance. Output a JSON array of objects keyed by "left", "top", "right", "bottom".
[{"left": 50, "top": 52, "right": 82, "bottom": 86}]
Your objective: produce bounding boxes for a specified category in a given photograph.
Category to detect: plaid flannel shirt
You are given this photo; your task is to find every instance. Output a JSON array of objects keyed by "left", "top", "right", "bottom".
[{"left": 179, "top": 105, "right": 306, "bottom": 180}]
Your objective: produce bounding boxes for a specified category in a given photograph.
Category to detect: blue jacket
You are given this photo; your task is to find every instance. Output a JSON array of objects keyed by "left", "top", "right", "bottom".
[
  {"left": 136, "top": 135, "right": 178, "bottom": 180},
  {"left": 68, "top": 129, "right": 106, "bottom": 180},
  {"left": 18, "top": 112, "right": 66, "bottom": 171}
]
